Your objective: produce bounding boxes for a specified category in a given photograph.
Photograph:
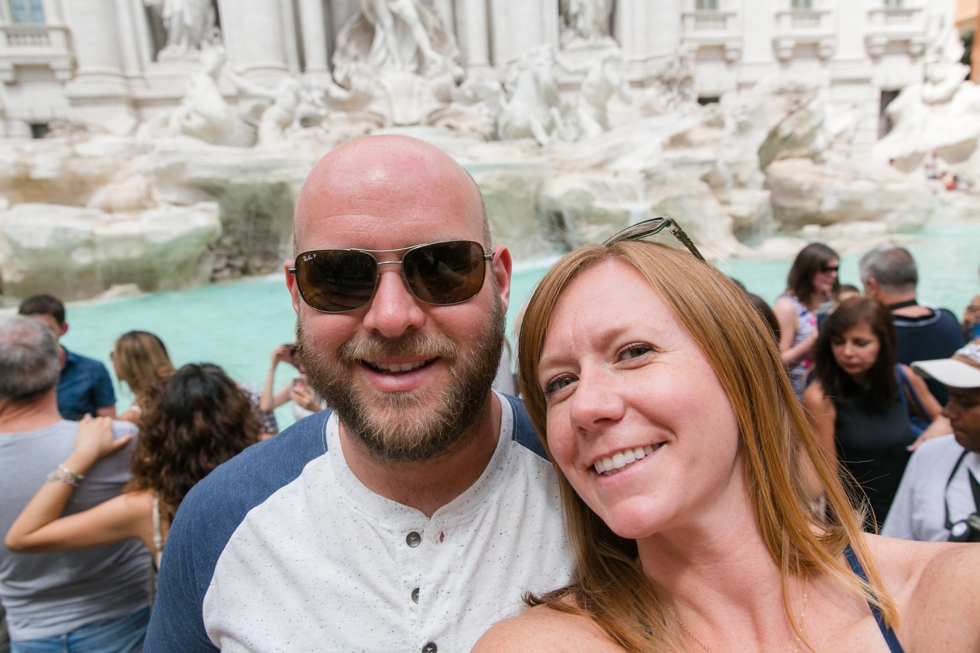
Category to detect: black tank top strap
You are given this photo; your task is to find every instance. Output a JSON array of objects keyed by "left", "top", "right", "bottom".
[{"left": 843, "top": 545, "right": 906, "bottom": 653}]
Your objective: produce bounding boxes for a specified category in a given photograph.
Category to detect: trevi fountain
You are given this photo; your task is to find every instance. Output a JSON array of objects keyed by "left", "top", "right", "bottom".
[{"left": 0, "top": 0, "right": 977, "bottom": 419}]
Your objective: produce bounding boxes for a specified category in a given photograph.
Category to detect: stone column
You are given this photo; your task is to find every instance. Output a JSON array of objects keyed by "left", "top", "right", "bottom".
[
  {"left": 64, "top": 0, "right": 126, "bottom": 82},
  {"left": 454, "top": 0, "right": 490, "bottom": 69},
  {"left": 297, "top": 0, "right": 330, "bottom": 77},
  {"left": 63, "top": 0, "right": 131, "bottom": 108},
  {"left": 489, "top": 0, "right": 558, "bottom": 65},
  {"left": 217, "top": 0, "right": 291, "bottom": 82},
  {"left": 615, "top": 0, "right": 680, "bottom": 61}
]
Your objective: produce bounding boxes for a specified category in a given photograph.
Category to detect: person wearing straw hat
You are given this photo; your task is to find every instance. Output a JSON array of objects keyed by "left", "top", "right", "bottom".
[{"left": 882, "top": 342, "right": 980, "bottom": 542}]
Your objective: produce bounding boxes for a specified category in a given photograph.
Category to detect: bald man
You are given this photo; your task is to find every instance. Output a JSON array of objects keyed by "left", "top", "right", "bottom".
[{"left": 144, "top": 136, "right": 573, "bottom": 652}]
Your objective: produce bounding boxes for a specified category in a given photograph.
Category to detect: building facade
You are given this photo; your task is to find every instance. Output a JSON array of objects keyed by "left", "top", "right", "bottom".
[{"left": 0, "top": 0, "right": 956, "bottom": 149}]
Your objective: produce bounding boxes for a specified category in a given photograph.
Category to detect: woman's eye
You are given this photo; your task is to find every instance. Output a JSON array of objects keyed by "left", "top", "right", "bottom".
[
  {"left": 543, "top": 375, "right": 575, "bottom": 396},
  {"left": 620, "top": 343, "right": 654, "bottom": 360}
]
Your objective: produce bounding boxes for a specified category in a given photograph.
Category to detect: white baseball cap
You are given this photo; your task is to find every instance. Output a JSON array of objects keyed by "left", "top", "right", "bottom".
[{"left": 912, "top": 342, "right": 980, "bottom": 389}]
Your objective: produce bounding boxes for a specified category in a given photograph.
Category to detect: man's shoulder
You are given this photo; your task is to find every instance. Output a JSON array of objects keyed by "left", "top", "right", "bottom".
[
  {"left": 501, "top": 394, "right": 548, "bottom": 461},
  {"left": 907, "top": 434, "right": 963, "bottom": 475},
  {"left": 62, "top": 349, "right": 108, "bottom": 372}
]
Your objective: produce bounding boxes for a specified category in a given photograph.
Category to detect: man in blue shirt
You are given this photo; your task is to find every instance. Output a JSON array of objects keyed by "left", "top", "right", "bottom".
[{"left": 18, "top": 295, "right": 116, "bottom": 420}]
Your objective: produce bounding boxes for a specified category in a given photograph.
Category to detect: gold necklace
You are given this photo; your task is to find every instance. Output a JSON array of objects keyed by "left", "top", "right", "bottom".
[{"left": 667, "top": 574, "right": 809, "bottom": 653}]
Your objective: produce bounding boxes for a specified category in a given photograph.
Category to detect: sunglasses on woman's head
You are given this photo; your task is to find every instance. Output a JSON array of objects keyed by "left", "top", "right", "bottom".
[
  {"left": 289, "top": 240, "right": 494, "bottom": 313},
  {"left": 602, "top": 217, "right": 706, "bottom": 262}
]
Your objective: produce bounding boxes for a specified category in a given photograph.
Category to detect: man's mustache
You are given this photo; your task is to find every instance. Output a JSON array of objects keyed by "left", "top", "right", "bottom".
[{"left": 306, "top": 332, "right": 460, "bottom": 367}]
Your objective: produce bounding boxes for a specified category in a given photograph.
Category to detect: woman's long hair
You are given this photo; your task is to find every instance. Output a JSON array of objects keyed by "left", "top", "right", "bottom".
[
  {"left": 127, "top": 364, "right": 260, "bottom": 521},
  {"left": 113, "top": 331, "right": 175, "bottom": 399},
  {"left": 787, "top": 242, "right": 840, "bottom": 307},
  {"left": 813, "top": 298, "right": 898, "bottom": 410},
  {"left": 516, "top": 241, "right": 896, "bottom": 652}
]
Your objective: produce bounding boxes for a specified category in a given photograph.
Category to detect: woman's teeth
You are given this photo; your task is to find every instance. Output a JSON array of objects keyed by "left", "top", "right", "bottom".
[{"left": 594, "top": 445, "right": 658, "bottom": 475}]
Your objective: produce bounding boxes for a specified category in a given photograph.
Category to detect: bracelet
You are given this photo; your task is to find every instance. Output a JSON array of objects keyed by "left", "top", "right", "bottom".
[
  {"left": 46, "top": 468, "right": 82, "bottom": 489},
  {"left": 58, "top": 464, "right": 85, "bottom": 482}
]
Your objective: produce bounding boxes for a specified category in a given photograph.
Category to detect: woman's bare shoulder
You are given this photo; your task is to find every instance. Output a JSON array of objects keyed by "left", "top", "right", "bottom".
[
  {"left": 472, "top": 605, "right": 621, "bottom": 653},
  {"left": 864, "top": 534, "right": 980, "bottom": 651}
]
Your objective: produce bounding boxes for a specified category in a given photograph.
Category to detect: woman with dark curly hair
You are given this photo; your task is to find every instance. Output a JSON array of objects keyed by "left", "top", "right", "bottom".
[{"left": 6, "top": 364, "right": 260, "bottom": 568}]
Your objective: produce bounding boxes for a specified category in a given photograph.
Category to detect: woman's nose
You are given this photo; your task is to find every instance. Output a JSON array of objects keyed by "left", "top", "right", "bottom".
[{"left": 568, "top": 367, "right": 626, "bottom": 433}]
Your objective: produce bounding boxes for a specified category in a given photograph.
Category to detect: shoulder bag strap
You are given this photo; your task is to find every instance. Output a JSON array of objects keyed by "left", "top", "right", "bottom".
[{"left": 896, "top": 365, "right": 928, "bottom": 418}]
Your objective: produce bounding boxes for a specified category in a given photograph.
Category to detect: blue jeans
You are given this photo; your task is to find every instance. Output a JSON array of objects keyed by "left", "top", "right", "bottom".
[{"left": 10, "top": 608, "right": 149, "bottom": 653}]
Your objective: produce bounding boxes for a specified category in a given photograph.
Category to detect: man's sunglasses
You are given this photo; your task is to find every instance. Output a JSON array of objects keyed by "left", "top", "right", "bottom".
[
  {"left": 602, "top": 217, "right": 705, "bottom": 262},
  {"left": 289, "top": 240, "right": 494, "bottom": 313}
]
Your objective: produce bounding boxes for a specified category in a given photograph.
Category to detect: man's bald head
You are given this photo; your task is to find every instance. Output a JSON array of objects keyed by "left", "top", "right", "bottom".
[{"left": 293, "top": 135, "right": 488, "bottom": 254}]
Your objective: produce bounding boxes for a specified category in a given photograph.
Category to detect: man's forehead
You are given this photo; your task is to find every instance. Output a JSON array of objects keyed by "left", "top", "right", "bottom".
[{"left": 295, "top": 142, "right": 484, "bottom": 249}]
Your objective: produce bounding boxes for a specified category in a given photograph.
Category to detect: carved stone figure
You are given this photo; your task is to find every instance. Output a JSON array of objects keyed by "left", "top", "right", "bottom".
[
  {"left": 145, "top": 0, "right": 218, "bottom": 59},
  {"left": 560, "top": 0, "right": 612, "bottom": 44},
  {"left": 498, "top": 46, "right": 566, "bottom": 145},
  {"left": 874, "top": 14, "right": 980, "bottom": 172},
  {"left": 226, "top": 74, "right": 302, "bottom": 146},
  {"left": 332, "top": 0, "right": 463, "bottom": 84},
  {"left": 432, "top": 77, "right": 505, "bottom": 140},
  {"left": 558, "top": 48, "right": 632, "bottom": 139},
  {"left": 168, "top": 48, "right": 256, "bottom": 147}
]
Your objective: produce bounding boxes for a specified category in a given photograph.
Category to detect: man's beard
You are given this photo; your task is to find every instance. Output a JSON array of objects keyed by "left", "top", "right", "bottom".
[{"left": 297, "top": 297, "right": 506, "bottom": 462}]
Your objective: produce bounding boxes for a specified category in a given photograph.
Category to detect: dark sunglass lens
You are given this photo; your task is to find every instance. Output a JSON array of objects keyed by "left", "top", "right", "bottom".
[
  {"left": 297, "top": 250, "right": 377, "bottom": 312},
  {"left": 403, "top": 241, "right": 486, "bottom": 305}
]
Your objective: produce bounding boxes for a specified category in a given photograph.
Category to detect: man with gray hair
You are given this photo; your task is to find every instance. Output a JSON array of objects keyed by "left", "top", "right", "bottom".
[
  {"left": 0, "top": 316, "right": 151, "bottom": 652},
  {"left": 860, "top": 245, "right": 964, "bottom": 403}
]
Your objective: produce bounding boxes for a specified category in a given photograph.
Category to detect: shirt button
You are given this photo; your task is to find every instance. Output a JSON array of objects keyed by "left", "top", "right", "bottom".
[
  {"left": 422, "top": 644, "right": 437, "bottom": 653},
  {"left": 406, "top": 531, "right": 422, "bottom": 547},
  {"left": 411, "top": 587, "right": 420, "bottom": 603}
]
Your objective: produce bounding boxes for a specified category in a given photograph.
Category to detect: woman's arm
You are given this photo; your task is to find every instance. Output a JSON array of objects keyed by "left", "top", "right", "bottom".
[
  {"left": 5, "top": 491, "right": 155, "bottom": 553},
  {"left": 902, "top": 365, "right": 951, "bottom": 451},
  {"left": 4, "top": 417, "right": 150, "bottom": 552},
  {"left": 773, "top": 297, "right": 813, "bottom": 368},
  {"left": 117, "top": 403, "right": 142, "bottom": 423},
  {"left": 902, "top": 365, "right": 943, "bottom": 420},
  {"left": 803, "top": 380, "right": 837, "bottom": 466},
  {"left": 260, "top": 345, "right": 294, "bottom": 412}
]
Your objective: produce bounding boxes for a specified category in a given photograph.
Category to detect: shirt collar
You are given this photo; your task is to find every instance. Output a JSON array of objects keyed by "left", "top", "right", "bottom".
[
  {"left": 61, "top": 347, "right": 80, "bottom": 369},
  {"left": 325, "top": 392, "right": 515, "bottom": 527}
]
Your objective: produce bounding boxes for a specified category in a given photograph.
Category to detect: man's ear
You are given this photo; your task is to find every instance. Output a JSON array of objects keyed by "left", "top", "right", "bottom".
[
  {"left": 491, "top": 245, "right": 512, "bottom": 313},
  {"left": 60, "top": 322, "right": 69, "bottom": 337},
  {"left": 864, "top": 278, "right": 880, "bottom": 298},
  {"left": 285, "top": 260, "right": 301, "bottom": 315}
]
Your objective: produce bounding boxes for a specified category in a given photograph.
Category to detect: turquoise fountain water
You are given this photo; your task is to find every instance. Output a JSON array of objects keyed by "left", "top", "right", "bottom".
[{"left": 48, "top": 221, "right": 980, "bottom": 429}]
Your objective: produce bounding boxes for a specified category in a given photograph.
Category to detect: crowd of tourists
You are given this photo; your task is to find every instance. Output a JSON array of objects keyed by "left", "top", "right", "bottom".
[{"left": 1, "top": 135, "right": 978, "bottom": 653}]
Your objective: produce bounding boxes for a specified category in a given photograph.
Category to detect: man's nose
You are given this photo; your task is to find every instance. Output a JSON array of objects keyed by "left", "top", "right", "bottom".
[
  {"left": 361, "top": 264, "right": 426, "bottom": 338},
  {"left": 943, "top": 400, "right": 960, "bottom": 422}
]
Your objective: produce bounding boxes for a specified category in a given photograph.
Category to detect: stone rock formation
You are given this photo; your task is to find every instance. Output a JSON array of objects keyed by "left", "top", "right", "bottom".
[{"left": 0, "top": 202, "right": 220, "bottom": 300}]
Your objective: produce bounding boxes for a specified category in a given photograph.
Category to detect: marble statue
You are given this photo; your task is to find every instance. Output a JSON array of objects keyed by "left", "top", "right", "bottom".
[
  {"left": 145, "top": 0, "right": 218, "bottom": 59},
  {"left": 432, "top": 77, "right": 505, "bottom": 140},
  {"left": 333, "top": 0, "right": 463, "bottom": 84},
  {"left": 557, "top": 48, "right": 632, "bottom": 139},
  {"left": 560, "top": 0, "right": 612, "bottom": 44},
  {"left": 226, "top": 74, "right": 303, "bottom": 146},
  {"left": 498, "top": 45, "right": 565, "bottom": 145},
  {"left": 873, "top": 14, "right": 980, "bottom": 175},
  {"left": 167, "top": 48, "right": 256, "bottom": 147}
]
